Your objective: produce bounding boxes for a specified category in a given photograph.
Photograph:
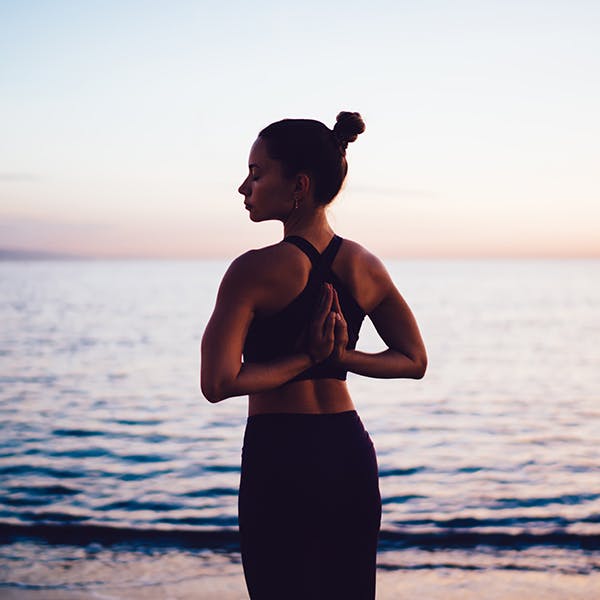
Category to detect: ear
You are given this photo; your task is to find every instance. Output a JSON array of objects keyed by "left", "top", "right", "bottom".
[{"left": 293, "top": 172, "right": 311, "bottom": 198}]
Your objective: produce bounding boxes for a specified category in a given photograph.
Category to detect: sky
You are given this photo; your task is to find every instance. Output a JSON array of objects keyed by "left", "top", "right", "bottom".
[{"left": 1, "top": 0, "right": 599, "bottom": 258}]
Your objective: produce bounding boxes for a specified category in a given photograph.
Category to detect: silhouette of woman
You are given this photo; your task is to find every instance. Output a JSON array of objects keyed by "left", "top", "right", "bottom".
[{"left": 201, "top": 112, "right": 427, "bottom": 599}]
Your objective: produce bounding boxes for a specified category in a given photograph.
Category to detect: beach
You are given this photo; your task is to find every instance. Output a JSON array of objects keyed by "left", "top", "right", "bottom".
[
  {"left": 2, "top": 551, "right": 599, "bottom": 599},
  {"left": 2, "top": 541, "right": 599, "bottom": 599}
]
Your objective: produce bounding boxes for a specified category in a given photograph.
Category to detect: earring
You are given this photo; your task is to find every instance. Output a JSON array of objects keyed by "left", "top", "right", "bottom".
[{"left": 294, "top": 197, "right": 300, "bottom": 210}]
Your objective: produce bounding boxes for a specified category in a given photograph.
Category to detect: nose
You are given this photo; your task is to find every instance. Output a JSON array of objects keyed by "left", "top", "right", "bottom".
[{"left": 238, "top": 176, "right": 250, "bottom": 197}]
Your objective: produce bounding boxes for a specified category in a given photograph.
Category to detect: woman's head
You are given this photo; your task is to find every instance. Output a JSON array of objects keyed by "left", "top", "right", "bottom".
[{"left": 258, "top": 112, "right": 365, "bottom": 206}]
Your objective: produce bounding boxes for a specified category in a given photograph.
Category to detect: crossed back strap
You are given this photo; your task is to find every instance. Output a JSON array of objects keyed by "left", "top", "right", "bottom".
[{"left": 283, "top": 235, "right": 343, "bottom": 278}]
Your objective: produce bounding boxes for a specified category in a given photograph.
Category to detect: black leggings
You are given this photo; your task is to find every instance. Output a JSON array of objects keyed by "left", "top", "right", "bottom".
[{"left": 238, "top": 410, "right": 381, "bottom": 600}]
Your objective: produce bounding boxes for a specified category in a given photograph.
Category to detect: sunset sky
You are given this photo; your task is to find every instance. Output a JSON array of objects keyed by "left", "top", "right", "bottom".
[{"left": 1, "top": 1, "right": 599, "bottom": 258}]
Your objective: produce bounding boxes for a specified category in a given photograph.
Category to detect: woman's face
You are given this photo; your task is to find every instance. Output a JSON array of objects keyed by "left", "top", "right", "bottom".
[{"left": 238, "top": 137, "right": 295, "bottom": 222}]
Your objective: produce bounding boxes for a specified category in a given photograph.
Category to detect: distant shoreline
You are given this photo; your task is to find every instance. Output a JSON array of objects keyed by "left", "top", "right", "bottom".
[
  {"left": 2, "top": 248, "right": 600, "bottom": 261},
  {"left": 0, "top": 248, "right": 87, "bottom": 260}
]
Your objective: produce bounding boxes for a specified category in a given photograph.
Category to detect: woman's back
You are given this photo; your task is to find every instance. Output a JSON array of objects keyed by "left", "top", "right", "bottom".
[
  {"left": 238, "top": 233, "right": 381, "bottom": 415},
  {"left": 241, "top": 232, "right": 400, "bottom": 414},
  {"left": 244, "top": 236, "right": 363, "bottom": 376}
]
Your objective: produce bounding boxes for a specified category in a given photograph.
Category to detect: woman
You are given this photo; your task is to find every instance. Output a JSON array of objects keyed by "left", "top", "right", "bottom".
[{"left": 201, "top": 112, "right": 427, "bottom": 599}]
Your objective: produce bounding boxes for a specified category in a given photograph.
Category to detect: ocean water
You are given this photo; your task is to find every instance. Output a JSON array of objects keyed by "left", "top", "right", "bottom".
[{"left": 1, "top": 258, "right": 599, "bottom": 593}]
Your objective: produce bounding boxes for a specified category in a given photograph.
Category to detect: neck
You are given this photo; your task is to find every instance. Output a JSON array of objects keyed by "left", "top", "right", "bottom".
[{"left": 282, "top": 206, "right": 334, "bottom": 246}]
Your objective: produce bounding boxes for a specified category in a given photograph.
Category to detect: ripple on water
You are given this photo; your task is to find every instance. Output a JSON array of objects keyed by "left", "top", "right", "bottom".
[
  {"left": 113, "top": 419, "right": 163, "bottom": 426},
  {"left": 203, "top": 465, "right": 240, "bottom": 474},
  {"left": 382, "top": 495, "right": 427, "bottom": 506},
  {"left": 47, "top": 448, "right": 112, "bottom": 459},
  {"left": 379, "top": 467, "right": 426, "bottom": 477},
  {"left": 99, "top": 500, "right": 181, "bottom": 512},
  {"left": 180, "top": 487, "right": 238, "bottom": 498},
  {"left": 51, "top": 429, "right": 104, "bottom": 438},
  {"left": 120, "top": 453, "right": 172, "bottom": 463},
  {"left": 494, "top": 493, "right": 600, "bottom": 509},
  {"left": 0, "top": 465, "right": 86, "bottom": 479}
]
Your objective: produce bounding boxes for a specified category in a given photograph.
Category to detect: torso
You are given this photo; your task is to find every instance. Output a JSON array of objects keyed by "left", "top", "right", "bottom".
[{"left": 246, "top": 234, "right": 380, "bottom": 416}]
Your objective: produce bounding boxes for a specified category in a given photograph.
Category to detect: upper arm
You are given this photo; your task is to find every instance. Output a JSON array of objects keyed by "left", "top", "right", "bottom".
[
  {"left": 200, "top": 254, "right": 257, "bottom": 399},
  {"left": 366, "top": 258, "right": 427, "bottom": 364}
]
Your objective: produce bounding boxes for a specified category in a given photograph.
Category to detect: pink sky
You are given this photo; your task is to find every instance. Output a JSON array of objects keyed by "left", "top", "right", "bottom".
[{"left": 2, "top": 2, "right": 599, "bottom": 259}]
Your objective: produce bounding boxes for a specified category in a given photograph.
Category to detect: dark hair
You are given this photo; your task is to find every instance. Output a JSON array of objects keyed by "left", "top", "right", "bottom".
[{"left": 259, "top": 111, "right": 365, "bottom": 206}]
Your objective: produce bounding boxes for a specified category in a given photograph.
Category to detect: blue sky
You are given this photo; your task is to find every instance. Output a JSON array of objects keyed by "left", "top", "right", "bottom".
[{"left": 1, "top": 0, "right": 599, "bottom": 257}]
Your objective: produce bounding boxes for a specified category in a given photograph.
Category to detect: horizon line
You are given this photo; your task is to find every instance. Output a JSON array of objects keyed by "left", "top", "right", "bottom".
[{"left": 1, "top": 247, "right": 600, "bottom": 261}]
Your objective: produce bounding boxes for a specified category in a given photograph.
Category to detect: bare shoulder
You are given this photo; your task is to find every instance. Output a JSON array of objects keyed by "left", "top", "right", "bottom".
[
  {"left": 340, "top": 238, "right": 391, "bottom": 278},
  {"left": 218, "top": 241, "right": 307, "bottom": 310},
  {"left": 224, "top": 242, "right": 296, "bottom": 277},
  {"left": 336, "top": 238, "right": 395, "bottom": 313}
]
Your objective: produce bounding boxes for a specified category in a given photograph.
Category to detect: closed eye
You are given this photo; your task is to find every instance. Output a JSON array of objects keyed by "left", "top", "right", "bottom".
[{"left": 249, "top": 163, "right": 261, "bottom": 180}]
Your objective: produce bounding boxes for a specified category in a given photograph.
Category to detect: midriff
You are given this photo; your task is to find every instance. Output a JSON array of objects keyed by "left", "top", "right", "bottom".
[{"left": 248, "top": 378, "right": 355, "bottom": 416}]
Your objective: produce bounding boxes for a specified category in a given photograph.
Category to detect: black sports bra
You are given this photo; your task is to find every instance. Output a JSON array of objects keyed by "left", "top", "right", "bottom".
[{"left": 242, "top": 235, "right": 366, "bottom": 381}]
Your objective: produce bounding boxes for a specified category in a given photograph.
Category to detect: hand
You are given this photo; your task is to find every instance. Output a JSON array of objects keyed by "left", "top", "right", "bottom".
[
  {"left": 331, "top": 288, "right": 349, "bottom": 365},
  {"left": 307, "top": 283, "right": 336, "bottom": 364}
]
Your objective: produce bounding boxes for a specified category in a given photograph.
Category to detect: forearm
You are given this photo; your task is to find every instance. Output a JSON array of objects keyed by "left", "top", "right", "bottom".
[
  {"left": 341, "top": 348, "right": 427, "bottom": 379},
  {"left": 202, "top": 353, "right": 314, "bottom": 402}
]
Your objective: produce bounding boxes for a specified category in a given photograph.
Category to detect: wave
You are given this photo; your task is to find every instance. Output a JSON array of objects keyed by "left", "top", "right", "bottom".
[
  {"left": 51, "top": 428, "right": 104, "bottom": 437},
  {"left": 493, "top": 493, "right": 600, "bottom": 508},
  {"left": 0, "top": 464, "right": 172, "bottom": 480},
  {"left": 1, "top": 522, "right": 599, "bottom": 552},
  {"left": 378, "top": 530, "right": 600, "bottom": 551}
]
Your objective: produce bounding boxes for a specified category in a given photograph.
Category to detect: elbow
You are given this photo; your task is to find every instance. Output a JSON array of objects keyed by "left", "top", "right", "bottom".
[
  {"left": 412, "top": 352, "right": 428, "bottom": 379},
  {"left": 200, "top": 378, "right": 227, "bottom": 404},
  {"left": 202, "top": 389, "right": 223, "bottom": 404},
  {"left": 200, "top": 361, "right": 234, "bottom": 403}
]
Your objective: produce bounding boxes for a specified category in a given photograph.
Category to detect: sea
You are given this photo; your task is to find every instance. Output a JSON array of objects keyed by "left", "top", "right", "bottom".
[{"left": 1, "top": 258, "right": 599, "bottom": 595}]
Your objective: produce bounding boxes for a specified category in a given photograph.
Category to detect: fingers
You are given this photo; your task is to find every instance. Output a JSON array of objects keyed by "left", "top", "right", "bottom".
[
  {"left": 332, "top": 287, "right": 342, "bottom": 315},
  {"left": 316, "top": 283, "right": 333, "bottom": 322},
  {"left": 331, "top": 287, "right": 347, "bottom": 329},
  {"left": 334, "top": 311, "right": 345, "bottom": 335},
  {"left": 331, "top": 312, "right": 347, "bottom": 362},
  {"left": 325, "top": 310, "right": 336, "bottom": 343},
  {"left": 307, "top": 285, "right": 341, "bottom": 363},
  {"left": 334, "top": 310, "right": 348, "bottom": 349},
  {"left": 332, "top": 289, "right": 348, "bottom": 349}
]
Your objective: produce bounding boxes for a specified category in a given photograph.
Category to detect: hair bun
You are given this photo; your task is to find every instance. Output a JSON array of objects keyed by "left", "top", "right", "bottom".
[{"left": 332, "top": 111, "right": 365, "bottom": 151}]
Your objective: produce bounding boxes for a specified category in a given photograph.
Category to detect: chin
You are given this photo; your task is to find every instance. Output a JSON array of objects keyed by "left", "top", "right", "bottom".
[
  {"left": 247, "top": 209, "right": 281, "bottom": 223},
  {"left": 249, "top": 212, "right": 272, "bottom": 223}
]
